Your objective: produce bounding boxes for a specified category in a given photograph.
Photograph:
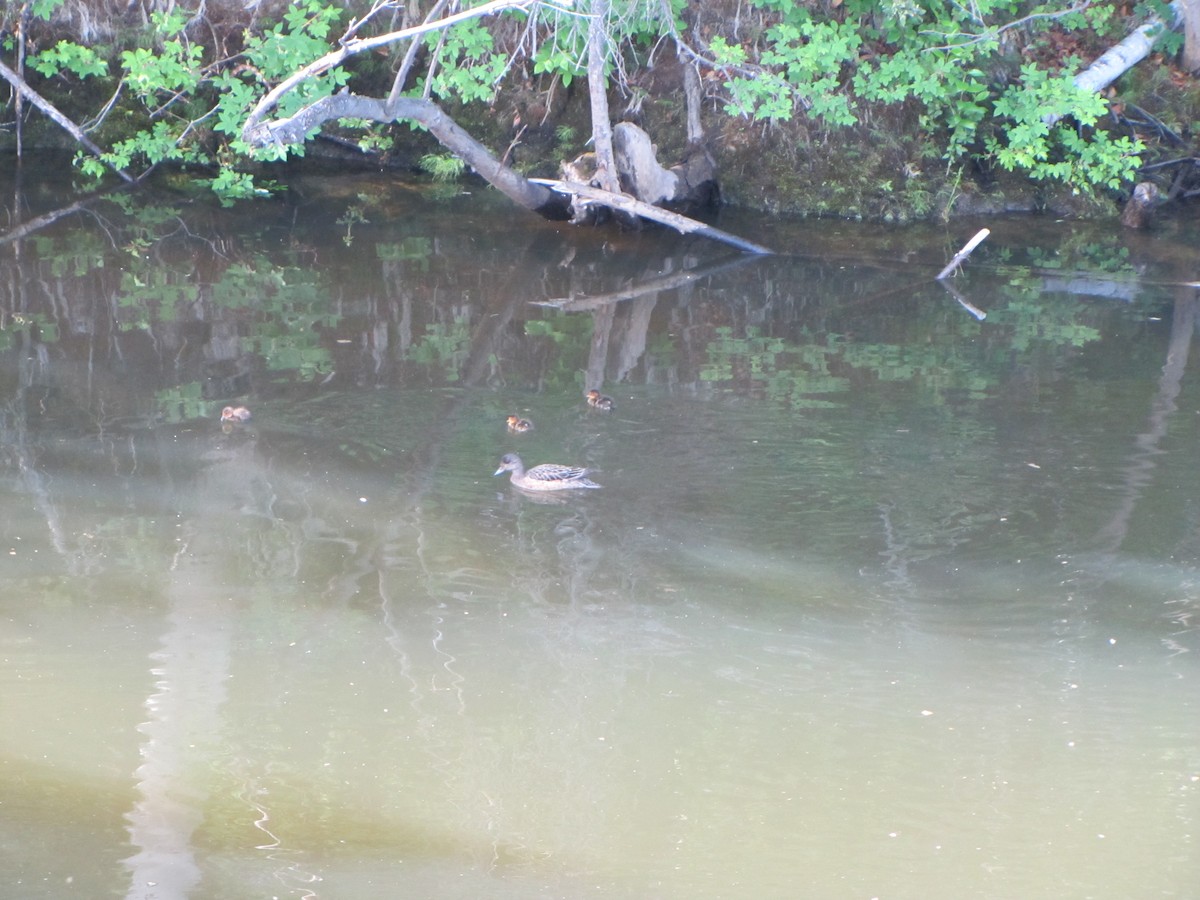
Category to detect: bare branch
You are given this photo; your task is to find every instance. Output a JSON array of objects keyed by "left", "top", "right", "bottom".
[
  {"left": 242, "top": 0, "right": 547, "bottom": 143},
  {"left": 387, "top": 0, "right": 452, "bottom": 108},
  {"left": 920, "top": 1, "right": 1089, "bottom": 51},
  {"left": 0, "top": 59, "right": 134, "bottom": 182}
]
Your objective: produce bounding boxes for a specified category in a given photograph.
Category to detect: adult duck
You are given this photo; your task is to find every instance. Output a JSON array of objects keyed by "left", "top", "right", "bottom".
[{"left": 493, "top": 453, "right": 601, "bottom": 491}]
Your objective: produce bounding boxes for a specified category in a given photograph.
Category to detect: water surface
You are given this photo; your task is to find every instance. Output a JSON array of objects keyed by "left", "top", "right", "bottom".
[{"left": 2, "top": 160, "right": 1198, "bottom": 898}]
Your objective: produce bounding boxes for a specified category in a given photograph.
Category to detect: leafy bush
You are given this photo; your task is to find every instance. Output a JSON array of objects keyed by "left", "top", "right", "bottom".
[{"left": 711, "top": 0, "right": 1143, "bottom": 195}]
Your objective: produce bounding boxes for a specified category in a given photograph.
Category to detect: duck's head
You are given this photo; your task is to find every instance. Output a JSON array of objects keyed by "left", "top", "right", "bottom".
[{"left": 493, "top": 453, "right": 522, "bottom": 476}]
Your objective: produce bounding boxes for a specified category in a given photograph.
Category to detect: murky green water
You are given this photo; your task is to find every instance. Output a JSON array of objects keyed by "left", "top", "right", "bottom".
[{"left": 2, "top": 158, "right": 1198, "bottom": 898}]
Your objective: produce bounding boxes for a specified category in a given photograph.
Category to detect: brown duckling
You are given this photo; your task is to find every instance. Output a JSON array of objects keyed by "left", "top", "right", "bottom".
[
  {"left": 586, "top": 389, "right": 614, "bottom": 411},
  {"left": 220, "top": 406, "right": 252, "bottom": 423},
  {"left": 506, "top": 414, "right": 534, "bottom": 433}
]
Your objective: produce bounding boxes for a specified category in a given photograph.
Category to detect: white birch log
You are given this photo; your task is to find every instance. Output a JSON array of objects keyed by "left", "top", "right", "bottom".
[
  {"left": 1044, "top": 0, "right": 1186, "bottom": 124},
  {"left": 1073, "top": 0, "right": 1185, "bottom": 94}
]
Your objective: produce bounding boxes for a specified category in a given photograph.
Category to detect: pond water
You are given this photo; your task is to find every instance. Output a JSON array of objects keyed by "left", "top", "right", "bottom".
[{"left": 2, "top": 158, "right": 1199, "bottom": 899}]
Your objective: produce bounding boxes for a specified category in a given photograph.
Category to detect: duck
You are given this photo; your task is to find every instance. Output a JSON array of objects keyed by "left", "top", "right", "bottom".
[
  {"left": 506, "top": 414, "right": 534, "bottom": 433},
  {"left": 220, "top": 405, "right": 252, "bottom": 423},
  {"left": 493, "top": 453, "right": 601, "bottom": 491},
  {"left": 586, "top": 389, "right": 614, "bottom": 411}
]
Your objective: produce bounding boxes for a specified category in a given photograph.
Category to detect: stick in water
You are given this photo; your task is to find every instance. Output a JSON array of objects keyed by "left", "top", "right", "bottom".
[{"left": 936, "top": 228, "right": 990, "bottom": 280}]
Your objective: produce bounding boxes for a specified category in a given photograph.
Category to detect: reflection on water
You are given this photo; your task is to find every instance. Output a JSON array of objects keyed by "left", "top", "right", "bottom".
[{"left": 2, "top": 160, "right": 1199, "bottom": 898}]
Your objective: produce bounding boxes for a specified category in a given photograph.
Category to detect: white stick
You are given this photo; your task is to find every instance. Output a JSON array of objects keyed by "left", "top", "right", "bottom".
[{"left": 936, "top": 227, "right": 991, "bottom": 280}]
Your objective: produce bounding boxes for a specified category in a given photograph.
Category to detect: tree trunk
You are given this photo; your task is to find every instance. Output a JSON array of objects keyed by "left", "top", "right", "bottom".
[
  {"left": 1183, "top": 0, "right": 1200, "bottom": 72},
  {"left": 586, "top": 0, "right": 620, "bottom": 196}
]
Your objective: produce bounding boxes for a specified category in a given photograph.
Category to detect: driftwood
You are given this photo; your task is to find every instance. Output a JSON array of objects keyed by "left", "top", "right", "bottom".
[{"left": 529, "top": 178, "right": 773, "bottom": 255}]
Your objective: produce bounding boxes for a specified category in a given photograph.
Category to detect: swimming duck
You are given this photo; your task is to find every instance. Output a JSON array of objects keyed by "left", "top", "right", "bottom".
[
  {"left": 493, "top": 453, "right": 601, "bottom": 491},
  {"left": 220, "top": 406, "right": 252, "bottom": 423},
  {"left": 586, "top": 389, "right": 614, "bottom": 411},
  {"left": 506, "top": 414, "right": 534, "bottom": 433}
]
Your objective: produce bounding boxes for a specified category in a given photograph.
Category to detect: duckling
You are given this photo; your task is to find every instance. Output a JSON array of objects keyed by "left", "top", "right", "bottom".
[
  {"left": 220, "top": 406, "right": 252, "bottom": 423},
  {"left": 506, "top": 414, "right": 534, "bottom": 433},
  {"left": 586, "top": 389, "right": 614, "bottom": 411},
  {"left": 493, "top": 453, "right": 601, "bottom": 491}
]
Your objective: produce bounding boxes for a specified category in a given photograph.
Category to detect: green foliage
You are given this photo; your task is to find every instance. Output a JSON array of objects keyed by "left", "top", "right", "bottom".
[
  {"left": 853, "top": 50, "right": 991, "bottom": 162},
  {"left": 235, "top": 274, "right": 337, "bottom": 379},
  {"left": 12, "top": 0, "right": 1152, "bottom": 205},
  {"left": 985, "top": 64, "right": 1143, "bottom": 192},
  {"left": 117, "top": 268, "right": 200, "bottom": 330},
  {"left": 409, "top": 315, "right": 471, "bottom": 381},
  {"left": 420, "top": 152, "right": 467, "bottom": 182},
  {"left": 64, "top": 1, "right": 350, "bottom": 191},
  {"left": 423, "top": 19, "right": 507, "bottom": 103},
  {"left": 989, "top": 296, "right": 1101, "bottom": 352},
  {"left": 716, "top": 0, "right": 1142, "bottom": 196},
  {"left": 210, "top": 168, "right": 269, "bottom": 201},
  {"left": 29, "top": 0, "right": 67, "bottom": 17},
  {"left": 529, "top": 0, "right": 684, "bottom": 87},
  {"left": 554, "top": 125, "right": 577, "bottom": 148},
  {"left": 701, "top": 327, "right": 850, "bottom": 408},
  {"left": 28, "top": 41, "right": 108, "bottom": 79},
  {"left": 209, "top": 1, "right": 350, "bottom": 163},
  {"left": 155, "top": 381, "right": 208, "bottom": 424},
  {"left": 121, "top": 33, "right": 203, "bottom": 96},
  {"left": 335, "top": 194, "right": 377, "bottom": 246},
  {"left": 0, "top": 313, "right": 59, "bottom": 353},
  {"left": 377, "top": 237, "right": 433, "bottom": 266},
  {"left": 1138, "top": 0, "right": 1185, "bottom": 55},
  {"left": 522, "top": 313, "right": 594, "bottom": 392},
  {"left": 753, "top": 20, "right": 868, "bottom": 127}
]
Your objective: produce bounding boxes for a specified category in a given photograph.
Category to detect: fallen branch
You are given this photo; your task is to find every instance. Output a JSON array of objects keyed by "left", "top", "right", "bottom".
[
  {"left": 936, "top": 227, "right": 990, "bottom": 280},
  {"left": 529, "top": 178, "right": 774, "bottom": 255},
  {"left": 0, "top": 59, "right": 134, "bottom": 183},
  {"left": 250, "top": 92, "right": 559, "bottom": 214}
]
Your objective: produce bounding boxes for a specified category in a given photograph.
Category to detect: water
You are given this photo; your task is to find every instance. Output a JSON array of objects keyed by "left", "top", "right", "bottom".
[{"left": 2, "top": 158, "right": 1198, "bottom": 898}]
